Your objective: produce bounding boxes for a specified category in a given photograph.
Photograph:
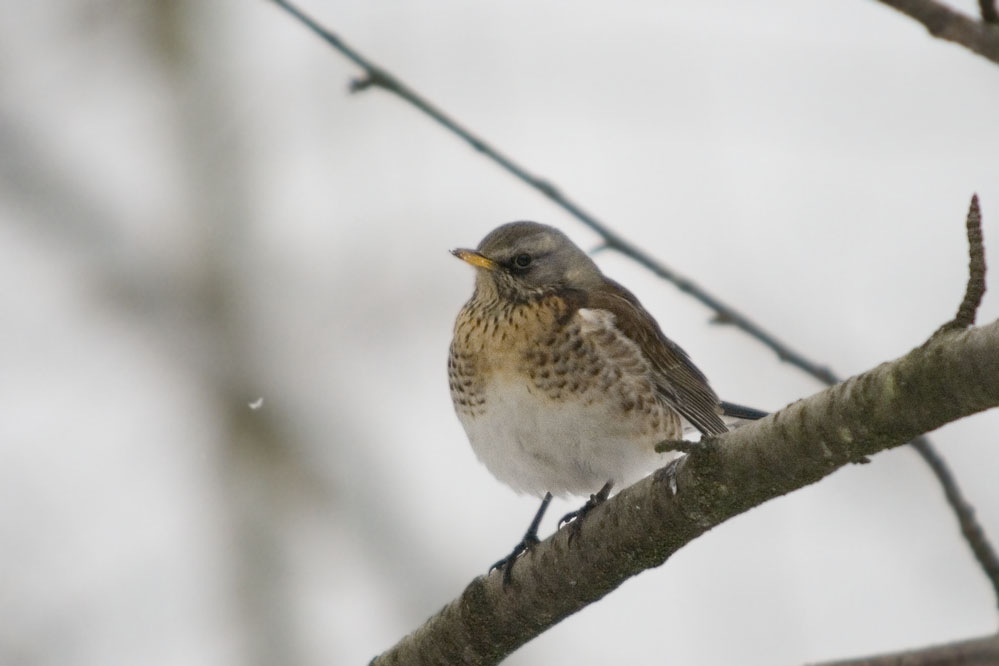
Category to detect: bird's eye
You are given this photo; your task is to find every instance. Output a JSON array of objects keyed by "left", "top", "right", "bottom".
[{"left": 513, "top": 253, "right": 532, "bottom": 268}]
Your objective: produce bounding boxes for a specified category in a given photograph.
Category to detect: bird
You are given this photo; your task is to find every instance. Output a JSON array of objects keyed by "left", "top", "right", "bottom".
[{"left": 448, "top": 221, "right": 766, "bottom": 583}]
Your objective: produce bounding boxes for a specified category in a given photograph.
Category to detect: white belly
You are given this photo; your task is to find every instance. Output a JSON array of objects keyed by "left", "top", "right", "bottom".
[{"left": 458, "top": 376, "right": 681, "bottom": 498}]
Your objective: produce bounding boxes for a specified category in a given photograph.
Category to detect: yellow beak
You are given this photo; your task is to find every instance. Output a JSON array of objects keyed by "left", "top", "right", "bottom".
[{"left": 451, "top": 248, "right": 498, "bottom": 271}]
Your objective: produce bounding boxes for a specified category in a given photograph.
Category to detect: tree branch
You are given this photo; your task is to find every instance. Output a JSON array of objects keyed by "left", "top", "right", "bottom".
[
  {"left": 874, "top": 0, "right": 999, "bottom": 64},
  {"left": 372, "top": 321, "right": 999, "bottom": 664},
  {"left": 810, "top": 632, "right": 999, "bottom": 666}
]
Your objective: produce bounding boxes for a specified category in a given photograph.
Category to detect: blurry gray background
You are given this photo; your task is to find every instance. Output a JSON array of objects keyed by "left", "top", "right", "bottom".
[{"left": 2, "top": 1, "right": 998, "bottom": 665}]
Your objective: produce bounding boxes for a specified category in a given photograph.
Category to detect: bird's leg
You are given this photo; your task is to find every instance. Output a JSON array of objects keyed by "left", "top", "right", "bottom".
[
  {"left": 490, "top": 492, "right": 552, "bottom": 587},
  {"left": 558, "top": 481, "right": 613, "bottom": 543}
]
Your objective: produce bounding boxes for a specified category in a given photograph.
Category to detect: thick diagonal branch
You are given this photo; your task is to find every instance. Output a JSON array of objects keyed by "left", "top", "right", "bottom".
[{"left": 372, "top": 321, "right": 999, "bottom": 665}]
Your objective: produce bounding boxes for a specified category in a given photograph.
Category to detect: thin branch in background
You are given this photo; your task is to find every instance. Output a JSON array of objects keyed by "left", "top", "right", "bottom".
[
  {"left": 981, "top": 0, "right": 999, "bottom": 24},
  {"left": 268, "top": 0, "right": 838, "bottom": 386},
  {"left": 875, "top": 0, "right": 999, "bottom": 63},
  {"left": 910, "top": 437, "right": 999, "bottom": 612},
  {"left": 268, "top": 0, "right": 999, "bottom": 613},
  {"left": 811, "top": 633, "right": 999, "bottom": 666}
]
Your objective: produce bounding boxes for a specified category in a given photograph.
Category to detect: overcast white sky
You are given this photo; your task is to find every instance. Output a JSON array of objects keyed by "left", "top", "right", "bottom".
[{"left": 1, "top": 1, "right": 998, "bottom": 665}]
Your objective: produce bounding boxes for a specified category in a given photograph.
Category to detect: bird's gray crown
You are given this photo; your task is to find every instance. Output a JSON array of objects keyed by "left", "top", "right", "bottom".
[{"left": 475, "top": 221, "right": 604, "bottom": 293}]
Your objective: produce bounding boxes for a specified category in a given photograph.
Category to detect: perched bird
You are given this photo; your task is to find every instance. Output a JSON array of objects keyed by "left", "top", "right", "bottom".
[{"left": 448, "top": 222, "right": 765, "bottom": 581}]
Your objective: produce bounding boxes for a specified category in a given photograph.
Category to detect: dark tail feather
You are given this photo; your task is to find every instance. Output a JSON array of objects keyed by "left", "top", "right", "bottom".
[{"left": 720, "top": 401, "right": 769, "bottom": 421}]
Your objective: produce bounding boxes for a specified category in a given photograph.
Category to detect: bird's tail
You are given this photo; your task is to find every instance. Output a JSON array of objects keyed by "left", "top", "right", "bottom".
[
  {"left": 719, "top": 400, "right": 769, "bottom": 431},
  {"left": 720, "top": 401, "right": 768, "bottom": 421},
  {"left": 682, "top": 401, "right": 769, "bottom": 436}
]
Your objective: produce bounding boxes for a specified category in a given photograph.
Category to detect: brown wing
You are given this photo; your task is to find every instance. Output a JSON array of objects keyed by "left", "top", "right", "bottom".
[{"left": 579, "top": 280, "right": 728, "bottom": 436}]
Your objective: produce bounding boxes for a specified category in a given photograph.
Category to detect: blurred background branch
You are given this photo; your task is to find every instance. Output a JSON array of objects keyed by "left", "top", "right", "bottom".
[
  {"left": 812, "top": 632, "right": 999, "bottom": 666},
  {"left": 875, "top": 0, "right": 999, "bottom": 62},
  {"left": 983, "top": 0, "right": 999, "bottom": 24}
]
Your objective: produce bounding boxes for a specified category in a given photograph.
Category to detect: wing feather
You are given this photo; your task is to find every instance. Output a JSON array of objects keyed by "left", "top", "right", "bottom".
[{"left": 574, "top": 280, "right": 728, "bottom": 436}]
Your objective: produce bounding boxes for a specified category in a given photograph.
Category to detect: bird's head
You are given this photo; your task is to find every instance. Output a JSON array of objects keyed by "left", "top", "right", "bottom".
[{"left": 452, "top": 222, "right": 604, "bottom": 301}]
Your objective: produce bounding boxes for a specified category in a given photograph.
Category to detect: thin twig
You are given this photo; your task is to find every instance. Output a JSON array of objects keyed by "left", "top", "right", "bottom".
[
  {"left": 268, "top": 0, "right": 999, "bottom": 613},
  {"left": 938, "top": 194, "right": 986, "bottom": 332},
  {"left": 653, "top": 438, "right": 699, "bottom": 454},
  {"left": 875, "top": 0, "right": 999, "bottom": 64}
]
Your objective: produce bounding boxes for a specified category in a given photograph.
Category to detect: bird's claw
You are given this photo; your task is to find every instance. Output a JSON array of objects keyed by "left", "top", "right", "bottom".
[
  {"left": 557, "top": 481, "right": 612, "bottom": 543},
  {"left": 490, "top": 534, "right": 540, "bottom": 587}
]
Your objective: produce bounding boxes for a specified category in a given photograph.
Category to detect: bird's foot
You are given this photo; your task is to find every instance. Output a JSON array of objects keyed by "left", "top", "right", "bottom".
[
  {"left": 489, "top": 492, "right": 552, "bottom": 587},
  {"left": 558, "top": 481, "right": 612, "bottom": 544},
  {"left": 490, "top": 534, "right": 540, "bottom": 587}
]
